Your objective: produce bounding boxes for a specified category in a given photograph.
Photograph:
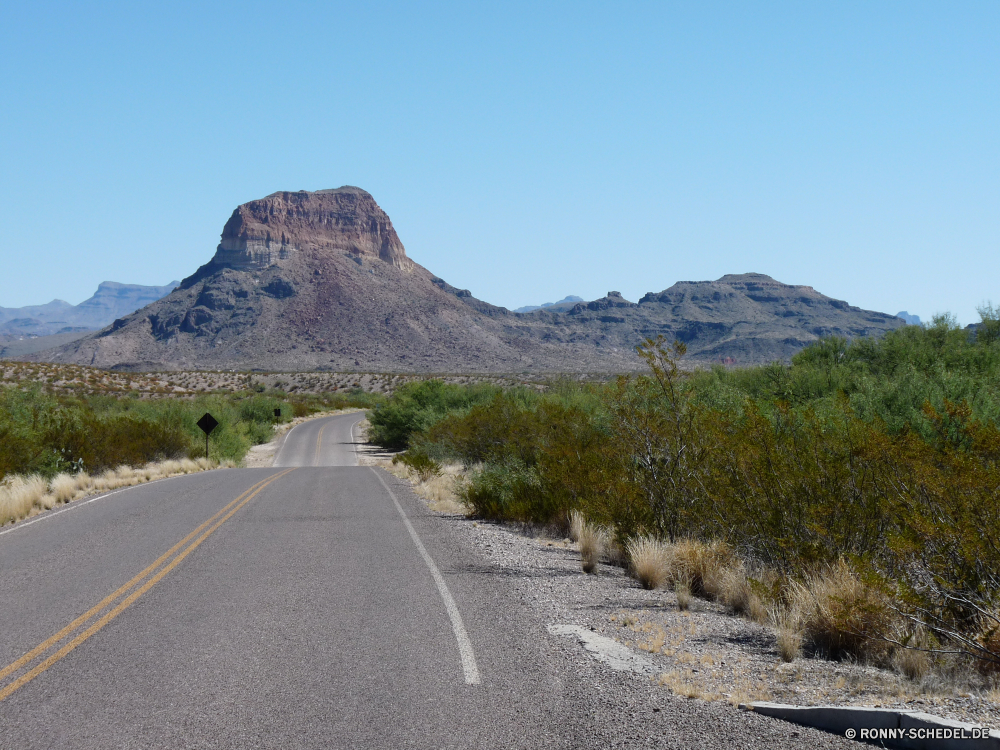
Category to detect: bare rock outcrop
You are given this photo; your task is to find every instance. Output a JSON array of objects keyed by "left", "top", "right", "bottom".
[{"left": 30, "top": 189, "right": 904, "bottom": 372}]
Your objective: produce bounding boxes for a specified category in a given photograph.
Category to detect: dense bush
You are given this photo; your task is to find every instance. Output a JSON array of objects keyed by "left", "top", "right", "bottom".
[
  {"left": 367, "top": 379, "right": 500, "bottom": 450},
  {"left": 376, "top": 311, "right": 1000, "bottom": 668},
  {"left": 0, "top": 385, "right": 380, "bottom": 480}
]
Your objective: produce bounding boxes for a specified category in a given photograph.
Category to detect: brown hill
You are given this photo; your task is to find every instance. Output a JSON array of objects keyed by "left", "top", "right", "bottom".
[{"left": 34, "top": 187, "right": 903, "bottom": 372}]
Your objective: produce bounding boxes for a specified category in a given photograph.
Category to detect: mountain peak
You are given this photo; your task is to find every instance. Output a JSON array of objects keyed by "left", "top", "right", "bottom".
[
  {"left": 198, "top": 187, "right": 409, "bottom": 283},
  {"left": 29, "top": 189, "right": 905, "bottom": 372}
]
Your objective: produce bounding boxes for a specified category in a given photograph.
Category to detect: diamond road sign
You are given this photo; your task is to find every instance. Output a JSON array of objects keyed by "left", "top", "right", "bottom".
[{"left": 197, "top": 413, "right": 219, "bottom": 435}]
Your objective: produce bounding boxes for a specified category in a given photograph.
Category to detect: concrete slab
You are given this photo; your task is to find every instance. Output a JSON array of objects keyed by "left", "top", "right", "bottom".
[{"left": 547, "top": 624, "right": 655, "bottom": 674}]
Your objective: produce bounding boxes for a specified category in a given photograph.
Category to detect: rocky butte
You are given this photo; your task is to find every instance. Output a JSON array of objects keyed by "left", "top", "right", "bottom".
[{"left": 34, "top": 187, "right": 904, "bottom": 372}]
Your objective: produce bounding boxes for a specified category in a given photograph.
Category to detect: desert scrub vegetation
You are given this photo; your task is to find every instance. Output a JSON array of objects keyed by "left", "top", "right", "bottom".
[
  {"left": 370, "top": 309, "right": 1000, "bottom": 679},
  {"left": 0, "top": 382, "right": 379, "bottom": 482},
  {"left": 0, "top": 381, "right": 379, "bottom": 526},
  {"left": 367, "top": 379, "right": 501, "bottom": 450}
]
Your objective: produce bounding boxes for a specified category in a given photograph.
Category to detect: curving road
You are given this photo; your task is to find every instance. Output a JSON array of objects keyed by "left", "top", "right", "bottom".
[
  {"left": 273, "top": 411, "right": 365, "bottom": 467},
  {"left": 0, "top": 413, "right": 854, "bottom": 749},
  {"left": 0, "top": 413, "right": 568, "bottom": 749}
]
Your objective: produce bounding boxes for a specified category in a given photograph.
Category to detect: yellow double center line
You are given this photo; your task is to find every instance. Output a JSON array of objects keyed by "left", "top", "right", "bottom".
[
  {"left": 0, "top": 468, "right": 295, "bottom": 702},
  {"left": 313, "top": 424, "right": 326, "bottom": 466}
]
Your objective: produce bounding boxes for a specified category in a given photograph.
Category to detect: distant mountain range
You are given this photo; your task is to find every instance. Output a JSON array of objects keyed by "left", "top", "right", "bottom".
[
  {"left": 26, "top": 187, "right": 905, "bottom": 372},
  {"left": 896, "top": 311, "right": 921, "bottom": 326},
  {"left": 0, "top": 281, "right": 179, "bottom": 337},
  {"left": 514, "top": 296, "right": 584, "bottom": 314}
]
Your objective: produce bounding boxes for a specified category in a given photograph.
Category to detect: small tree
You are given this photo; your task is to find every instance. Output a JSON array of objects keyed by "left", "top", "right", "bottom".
[{"left": 609, "top": 336, "right": 708, "bottom": 540}]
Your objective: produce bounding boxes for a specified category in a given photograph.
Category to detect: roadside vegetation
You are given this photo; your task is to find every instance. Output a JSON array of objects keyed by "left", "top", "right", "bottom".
[
  {"left": 371, "top": 309, "right": 1000, "bottom": 684},
  {"left": 0, "top": 382, "right": 380, "bottom": 525}
]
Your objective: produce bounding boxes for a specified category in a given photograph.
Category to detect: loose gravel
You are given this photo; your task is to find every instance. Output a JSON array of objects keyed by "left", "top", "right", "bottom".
[
  {"left": 370, "top": 473, "right": 860, "bottom": 749},
  {"left": 381, "top": 471, "right": 1000, "bottom": 747}
]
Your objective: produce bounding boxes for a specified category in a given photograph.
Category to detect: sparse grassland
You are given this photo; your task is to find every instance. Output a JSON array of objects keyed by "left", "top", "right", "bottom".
[
  {"left": 0, "top": 361, "right": 549, "bottom": 398},
  {"left": 0, "top": 457, "right": 234, "bottom": 526}
]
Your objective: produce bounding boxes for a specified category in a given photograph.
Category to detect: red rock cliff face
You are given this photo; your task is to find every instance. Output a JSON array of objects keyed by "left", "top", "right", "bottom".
[{"left": 213, "top": 186, "right": 411, "bottom": 272}]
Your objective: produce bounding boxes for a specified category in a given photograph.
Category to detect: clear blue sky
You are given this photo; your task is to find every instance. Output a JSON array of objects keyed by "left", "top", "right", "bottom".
[{"left": 2, "top": 1, "right": 997, "bottom": 324}]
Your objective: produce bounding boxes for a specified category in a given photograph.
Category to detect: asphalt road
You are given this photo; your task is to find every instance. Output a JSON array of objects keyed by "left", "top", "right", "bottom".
[
  {"left": 273, "top": 412, "right": 365, "bottom": 467},
  {"left": 0, "top": 413, "right": 854, "bottom": 749}
]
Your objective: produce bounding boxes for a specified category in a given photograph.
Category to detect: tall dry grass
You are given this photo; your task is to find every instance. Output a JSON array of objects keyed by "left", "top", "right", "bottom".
[
  {"left": 670, "top": 539, "right": 736, "bottom": 598},
  {"left": 578, "top": 521, "right": 606, "bottom": 574},
  {"left": 627, "top": 535, "right": 672, "bottom": 589},
  {"left": 892, "top": 644, "right": 932, "bottom": 681},
  {"left": 0, "top": 476, "right": 48, "bottom": 525},
  {"left": 674, "top": 575, "right": 693, "bottom": 611},
  {"left": 0, "top": 457, "right": 233, "bottom": 527},
  {"left": 568, "top": 510, "right": 584, "bottom": 543},
  {"left": 383, "top": 461, "right": 468, "bottom": 514},
  {"left": 776, "top": 623, "right": 803, "bottom": 662},
  {"left": 787, "top": 559, "right": 898, "bottom": 664}
]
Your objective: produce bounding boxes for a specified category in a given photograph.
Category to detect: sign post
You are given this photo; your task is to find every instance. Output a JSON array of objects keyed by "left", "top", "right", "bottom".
[{"left": 197, "top": 413, "right": 219, "bottom": 460}]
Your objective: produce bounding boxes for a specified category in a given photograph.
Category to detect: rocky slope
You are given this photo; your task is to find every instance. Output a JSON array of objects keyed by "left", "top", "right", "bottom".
[{"left": 32, "top": 187, "right": 903, "bottom": 372}]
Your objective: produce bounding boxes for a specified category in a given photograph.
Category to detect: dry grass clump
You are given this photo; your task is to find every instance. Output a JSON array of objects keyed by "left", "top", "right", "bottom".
[
  {"left": 604, "top": 536, "right": 627, "bottom": 567},
  {"left": 0, "top": 457, "right": 234, "bottom": 527},
  {"left": 674, "top": 575, "right": 693, "bottom": 611},
  {"left": 414, "top": 464, "right": 467, "bottom": 514},
  {"left": 893, "top": 645, "right": 932, "bottom": 681},
  {"left": 568, "top": 510, "right": 584, "bottom": 543},
  {"left": 383, "top": 460, "right": 468, "bottom": 514},
  {"left": 671, "top": 538, "right": 736, "bottom": 598},
  {"left": 747, "top": 595, "right": 770, "bottom": 624},
  {"left": 627, "top": 535, "right": 672, "bottom": 590},
  {"left": 0, "top": 475, "right": 48, "bottom": 525},
  {"left": 776, "top": 626, "right": 803, "bottom": 662},
  {"left": 655, "top": 670, "right": 712, "bottom": 700},
  {"left": 50, "top": 473, "right": 78, "bottom": 503},
  {"left": 717, "top": 563, "right": 767, "bottom": 622},
  {"left": 770, "top": 606, "right": 804, "bottom": 662},
  {"left": 569, "top": 512, "right": 622, "bottom": 570},
  {"left": 623, "top": 536, "right": 769, "bottom": 618},
  {"left": 789, "top": 559, "right": 897, "bottom": 664},
  {"left": 579, "top": 520, "right": 607, "bottom": 574}
]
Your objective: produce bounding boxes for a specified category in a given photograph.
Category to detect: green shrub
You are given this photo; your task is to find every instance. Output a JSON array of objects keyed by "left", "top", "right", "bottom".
[
  {"left": 461, "top": 458, "right": 547, "bottom": 523},
  {"left": 0, "top": 382, "right": 384, "bottom": 480},
  {"left": 368, "top": 379, "right": 499, "bottom": 450},
  {"left": 393, "top": 448, "right": 442, "bottom": 481}
]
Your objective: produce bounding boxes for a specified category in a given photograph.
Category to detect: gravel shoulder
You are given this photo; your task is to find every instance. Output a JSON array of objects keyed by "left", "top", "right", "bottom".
[
  {"left": 372, "top": 467, "right": 859, "bottom": 749},
  {"left": 377, "top": 459, "right": 1000, "bottom": 742}
]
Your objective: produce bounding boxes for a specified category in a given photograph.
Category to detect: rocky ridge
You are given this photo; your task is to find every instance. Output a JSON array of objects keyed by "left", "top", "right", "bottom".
[{"left": 33, "top": 187, "right": 904, "bottom": 372}]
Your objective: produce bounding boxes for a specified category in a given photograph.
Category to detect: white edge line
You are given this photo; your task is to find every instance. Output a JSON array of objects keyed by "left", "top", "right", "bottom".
[
  {"left": 350, "top": 414, "right": 362, "bottom": 466},
  {"left": 371, "top": 468, "right": 481, "bottom": 685},
  {"left": 272, "top": 420, "right": 294, "bottom": 466},
  {"left": 0, "top": 471, "right": 200, "bottom": 539}
]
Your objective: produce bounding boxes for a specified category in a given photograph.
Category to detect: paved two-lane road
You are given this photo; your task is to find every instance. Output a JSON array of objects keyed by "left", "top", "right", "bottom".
[
  {"left": 272, "top": 411, "right": 365, "bottom": 467},
  {"left": 0, "top": 414, "right": 574, "bottom": 748},
  {"left": 0, "top": 413, "right": 855, "bottom": 749}
]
